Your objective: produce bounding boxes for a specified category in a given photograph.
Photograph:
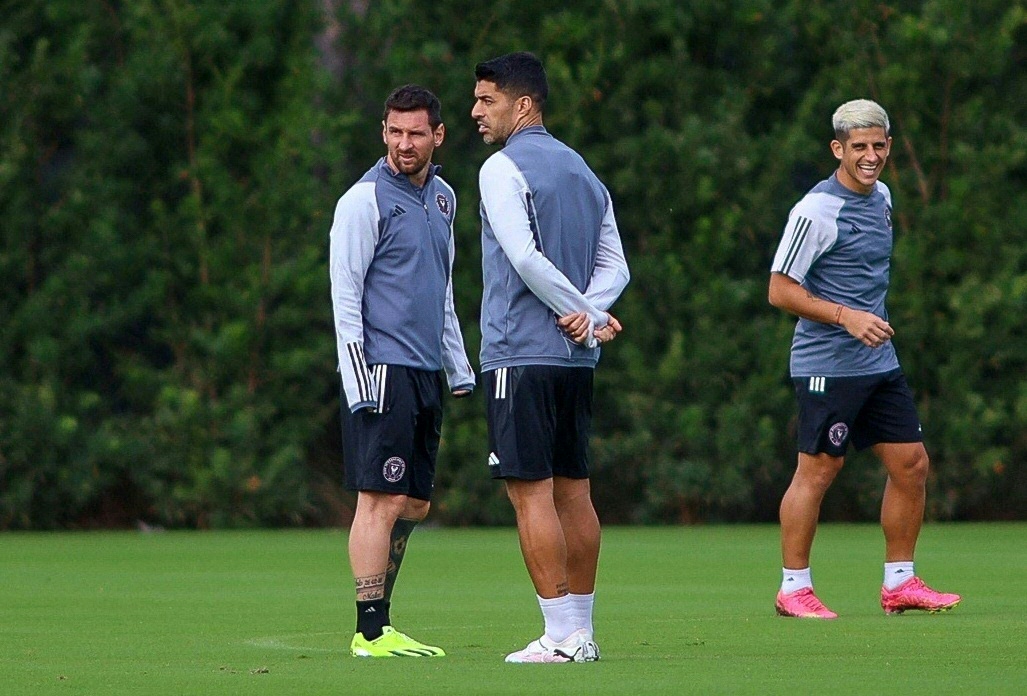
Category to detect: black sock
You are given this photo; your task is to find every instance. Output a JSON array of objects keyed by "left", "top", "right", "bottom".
[{"left": 356, "top": 598, "right": 388, "bottom": 640}]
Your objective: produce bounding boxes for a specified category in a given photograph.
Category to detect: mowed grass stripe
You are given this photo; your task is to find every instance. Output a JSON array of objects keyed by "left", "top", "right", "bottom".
[{"left": 1, "top": 525, "right": 1024, "bottom": 695}]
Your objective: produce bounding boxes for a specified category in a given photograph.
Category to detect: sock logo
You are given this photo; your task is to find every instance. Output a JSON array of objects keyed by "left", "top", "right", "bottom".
[{"left": 383, "top": 457, "right": 406, "bottom": 483}]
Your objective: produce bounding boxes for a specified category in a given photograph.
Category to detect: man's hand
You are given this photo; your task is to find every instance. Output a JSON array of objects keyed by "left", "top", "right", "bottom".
[
  {"left": 557, "top": 311, "right": 591, "bottom": 344},
  {"left": 839, "top": 307, "right": 894, "bottom": 348},
  {"left": 594, "top": 313, "right": 622, "bottom": 343}
]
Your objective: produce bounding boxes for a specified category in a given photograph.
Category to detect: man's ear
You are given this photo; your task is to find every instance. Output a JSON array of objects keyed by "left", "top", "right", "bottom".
[
  {"left": 434, "top": 123, "right": 445, "bottom": 147},
  {"left": 830, "top": 139, "right": 844, "bottom": 161}
]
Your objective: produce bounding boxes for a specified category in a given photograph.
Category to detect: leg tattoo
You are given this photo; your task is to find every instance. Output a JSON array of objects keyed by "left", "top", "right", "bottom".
[
  {"left": 384, "top": 518, "right": 419, "bottom": 602},
  {"left": 355, "top": 572, "right": 386, "bottom": 602}
]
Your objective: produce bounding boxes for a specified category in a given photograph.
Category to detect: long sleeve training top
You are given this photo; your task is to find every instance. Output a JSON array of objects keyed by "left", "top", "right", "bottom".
[
  {"left": 330, "top": 158, "right": 475, "bottom": 411},
  {"left": 478, "top": 126, "right": 630, "bottom": 371}
]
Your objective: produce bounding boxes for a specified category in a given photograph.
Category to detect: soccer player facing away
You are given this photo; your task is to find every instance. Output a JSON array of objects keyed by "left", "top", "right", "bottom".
[
  {"left": 769, "top": 99, "right": 960, "bottom": 619},
  {"left": 472, "top": 52, "right": 630, "bottom": 663},
  {"left": 329, "top": 85, "right": 475, "bottom": 656}
]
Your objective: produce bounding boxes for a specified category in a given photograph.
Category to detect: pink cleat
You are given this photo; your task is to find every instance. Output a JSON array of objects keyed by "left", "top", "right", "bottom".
[
  {"left": 881, "top": 576, "right": 961, "bottom": 614},
  {"left": 775, "top": 587, "right": 838, "bottom": 619},
  {"left": 504, "top": 629, "right": 599, "bottom": 663}
]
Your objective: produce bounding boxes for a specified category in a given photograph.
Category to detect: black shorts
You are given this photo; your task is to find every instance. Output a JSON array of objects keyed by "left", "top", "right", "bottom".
[
  {"left": 793, "top": 368, "right": 923, "bottom": 456},
  {"left": 341, "top": 365, "right": 444, "bottom": 501},
  {"left": 484, "top": 365, "right": 594, "bottom": 481}
]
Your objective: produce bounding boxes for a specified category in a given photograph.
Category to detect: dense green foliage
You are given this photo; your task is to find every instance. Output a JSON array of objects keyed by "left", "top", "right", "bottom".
[
  {"left": 4, "top": 526, "right": 1026, "bottom": 693},
  {"left": 1, "top": 0, "right": 1025, "bottom": 527}
]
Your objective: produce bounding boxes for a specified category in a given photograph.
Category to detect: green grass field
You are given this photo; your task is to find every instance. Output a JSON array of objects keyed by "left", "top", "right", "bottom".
[{"left": 2, "top": 524, "right": 1024, "bottom": 695}]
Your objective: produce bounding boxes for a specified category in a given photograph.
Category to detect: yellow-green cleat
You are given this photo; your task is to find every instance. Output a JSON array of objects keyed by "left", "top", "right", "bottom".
[{"left": 350, "top": 626, "right": 446, "bottom": 657}]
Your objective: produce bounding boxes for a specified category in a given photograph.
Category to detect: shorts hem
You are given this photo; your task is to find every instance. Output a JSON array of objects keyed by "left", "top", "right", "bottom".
[
  {"left": 490, "top": 469, "right": 550, "bottom": 481},
  {"left": 345, "top": 484, "right": 432, "bottom": 502},
  {"left": 853, "top": 436, "right": 924, "bottom": 452},
  {"left": 489, "top": 470, "right": 590, "bottom": 481}
]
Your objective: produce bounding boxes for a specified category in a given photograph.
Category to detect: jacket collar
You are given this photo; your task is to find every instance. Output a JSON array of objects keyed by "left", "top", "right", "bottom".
[{"left": 506, "top": 125, "right": 549, "bottom": 146}]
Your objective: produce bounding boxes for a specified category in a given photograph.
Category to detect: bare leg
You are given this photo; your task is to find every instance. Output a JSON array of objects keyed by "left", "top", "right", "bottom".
[
  {"left": 874, "top": 442, "right": 929, "bottom": 562},
  {"left": 780, "top": 452, "right": 845, "bottom": 569},
  {"left": 553, "top": 477, "right": 600, "bottom": 595},
  {"left": 348, "top": 491, "right": 409, "bottom": 600},
  {"left": 505, "top": 478, "right": 569, "bottom": 598}
]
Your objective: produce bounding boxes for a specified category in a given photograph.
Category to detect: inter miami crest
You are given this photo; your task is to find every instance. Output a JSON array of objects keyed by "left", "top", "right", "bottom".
[
  {"left": 383, "top": 457, "right": 406, "bottom": 483},
  {"left": 828, "top": 422, "right": 849, "bottom": 447},
  {"left": 435, "top": 193, "right": 450, "bottom": 216}
]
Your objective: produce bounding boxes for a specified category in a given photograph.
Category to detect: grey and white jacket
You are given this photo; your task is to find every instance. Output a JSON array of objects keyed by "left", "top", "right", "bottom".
[
  {"left": 330, "top": 158, "right": 475, "bottom": 411},
  {"left": 478, "top": 126, "right": 630, "bottom": 371}
]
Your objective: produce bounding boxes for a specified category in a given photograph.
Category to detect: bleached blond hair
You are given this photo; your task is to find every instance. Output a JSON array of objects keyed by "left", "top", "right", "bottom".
[{"left": 832, "top": 99, "right": 890, "bottom": 141}]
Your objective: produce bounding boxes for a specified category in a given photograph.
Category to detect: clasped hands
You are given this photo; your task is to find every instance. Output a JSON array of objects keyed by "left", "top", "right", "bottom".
[{"left": 557, "top": 311, "right": 623, "bottom": 345}]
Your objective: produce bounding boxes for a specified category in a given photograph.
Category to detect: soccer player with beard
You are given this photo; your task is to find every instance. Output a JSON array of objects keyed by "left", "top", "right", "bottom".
[
  {"left": 472, "top": 52, "right": 630, "bottom": 663},
  {"left": 330, "top": 85, "right": 475, "bottom": 657}
]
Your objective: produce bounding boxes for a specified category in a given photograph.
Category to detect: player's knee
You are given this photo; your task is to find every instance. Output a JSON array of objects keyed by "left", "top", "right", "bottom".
[
  {"left": 358, "top": 491, "right": 410, "bottom": 522},
  {"left": 900, "top": 448, "right": 930, "bottom": 486},
  {"left": 504, "top": 479, "right": 552, "bottom": 513},
  {"left": 808, "top": 467, "right": 841, "bottom": 491},
  {"left": 403, "top": 498, "right": 430, "bottom": 522},
  {"left": 503, "top": 485, "right": 530, "bottom": 511},
  {"left": 553, "top": 478, "right": 591, "bottom": 508},
  {"left": 796, "top": 455, "right": 844, "bottom": 490}
]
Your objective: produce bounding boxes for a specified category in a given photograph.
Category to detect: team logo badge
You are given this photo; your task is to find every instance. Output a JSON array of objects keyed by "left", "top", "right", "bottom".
[
  {"left": 383, "top": 457, "right": 406, "bottom": 483},
  {"left": 884, "top": 205, "right": 893, "bottom": 230},
  {"left": 435, "top": 193, "right": 450, "bottom": 215},
  {"left": 828, "top": 422, "right": 849, "bottom": 447}
]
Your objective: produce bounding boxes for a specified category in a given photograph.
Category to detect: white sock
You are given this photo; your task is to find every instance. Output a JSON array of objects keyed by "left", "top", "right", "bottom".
[
  {"left": 538, "top": 594, "right": 577, "bottom": 644},
  {"left": 568, "top": 592, "right": 595, "bottom": 638},
  {"left": 781, "top": 567, "right": 813, "bottom": 593},
  {"left": 884, "top": 561, "right": 915, "bottom": 590}
]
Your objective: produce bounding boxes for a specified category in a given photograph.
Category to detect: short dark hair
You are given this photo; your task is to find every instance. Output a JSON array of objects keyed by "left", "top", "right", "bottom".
[
  {"left": 383, "top": 84, "right": 443, "bottom": 129},
  {"left": 474, "top": 51, "right": 548, "bottom": 112}
]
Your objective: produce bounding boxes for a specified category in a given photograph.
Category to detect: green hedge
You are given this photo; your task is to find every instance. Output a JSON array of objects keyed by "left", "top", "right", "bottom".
[{"left": 2, "top": 0, "right": 1025, "bottom": 527}]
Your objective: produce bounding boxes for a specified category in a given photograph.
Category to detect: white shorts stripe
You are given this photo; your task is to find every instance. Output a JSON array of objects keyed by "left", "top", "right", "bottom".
[
  {"left": 494, "top": 368, "right": 508, "bottom": 400},
  {"left": 376, "top": 365, "right": 388, "bottom": 412}
]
